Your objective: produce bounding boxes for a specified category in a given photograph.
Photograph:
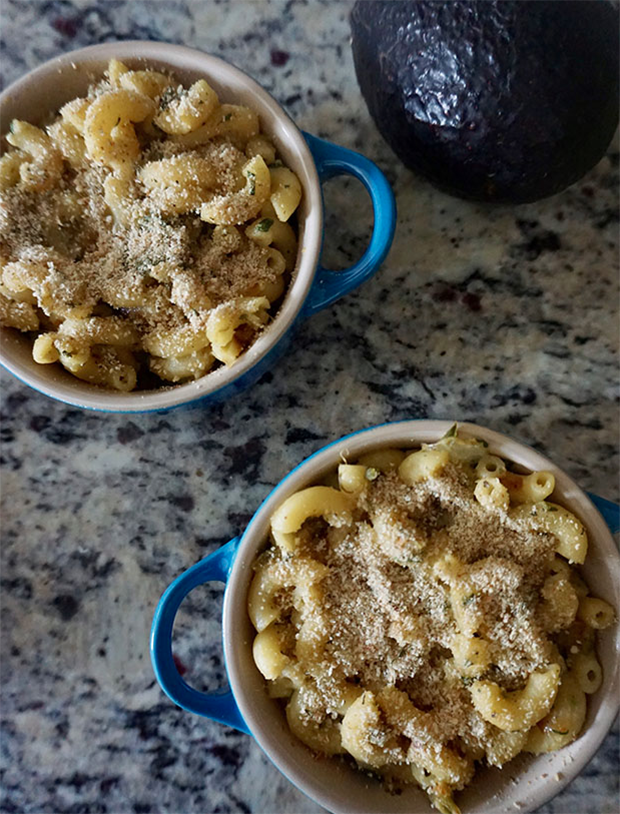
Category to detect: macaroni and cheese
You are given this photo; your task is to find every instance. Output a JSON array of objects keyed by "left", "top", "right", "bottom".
[
  {"left": 248, "top": 427, "right": 615, "bottom": 814},
  {"left": 0, "top": 60, "right": 301, "bottom": 390}
]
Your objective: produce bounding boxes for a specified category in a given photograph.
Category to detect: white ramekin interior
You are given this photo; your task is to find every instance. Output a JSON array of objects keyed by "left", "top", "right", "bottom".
[
  {"left": 224, "top": 420, "right": 620, "bottom": 814},
  {"left": 0, "top": 42, "right": 323, "bottom": 411}
]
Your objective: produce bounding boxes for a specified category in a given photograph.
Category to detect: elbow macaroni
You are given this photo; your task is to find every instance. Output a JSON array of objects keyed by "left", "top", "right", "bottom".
[
  {"left": 0, "top": 60, "right": 302, "bottom": 390},
  {"left": 248, "top": 427, "right": 616, "bottom": 814},
  {"left": 512, "top": 502, "right": 589, "bottom": 564},
  {"left": 470, "top": 665, "right": 561, "bottom": 732}
]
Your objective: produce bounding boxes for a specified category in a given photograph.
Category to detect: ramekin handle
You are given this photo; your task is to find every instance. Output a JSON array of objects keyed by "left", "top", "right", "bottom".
[
  {"left": 150, "top": 537, "right": 249, "bottom": 734},
  {"left": 302, "top": 131, "right": 396, "bottom": 317},
  {"left": 588, "top": 493, "right": 620, "bottom": 534}
]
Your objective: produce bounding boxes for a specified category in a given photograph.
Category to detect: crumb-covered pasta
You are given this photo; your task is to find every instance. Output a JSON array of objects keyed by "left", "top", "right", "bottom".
[
  {"left": 0, "top": 59, "right": 302, "bottom": 390},
  {"left": 248, "top": 426, "right": 615, "bottom": 814}
]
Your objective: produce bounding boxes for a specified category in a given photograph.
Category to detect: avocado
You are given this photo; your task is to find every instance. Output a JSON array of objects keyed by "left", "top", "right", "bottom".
[{"left": 351, "top": 1, "right": 619, "bottom": 203}]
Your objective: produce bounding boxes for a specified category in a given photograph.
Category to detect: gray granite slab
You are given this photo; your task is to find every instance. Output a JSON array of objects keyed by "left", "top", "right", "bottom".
[{"left": 0, "top": 2, "right": 618, "bottom": 813}]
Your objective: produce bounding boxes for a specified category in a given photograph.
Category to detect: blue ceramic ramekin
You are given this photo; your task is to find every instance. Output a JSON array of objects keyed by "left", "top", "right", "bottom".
[
  {"left": 151, "top": 420, "right": 620, "bottom": 814},
  {"left": 0, "top": 43, "right": 396, "bottom": 412}
]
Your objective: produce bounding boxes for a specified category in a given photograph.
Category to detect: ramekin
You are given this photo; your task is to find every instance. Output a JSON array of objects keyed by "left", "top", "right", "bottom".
[
  {"left": 0, "top": 42, "right": 396, "bottom": 412},
  {"left": 151, "top": 420, "right": 620, "bottom": 814}
]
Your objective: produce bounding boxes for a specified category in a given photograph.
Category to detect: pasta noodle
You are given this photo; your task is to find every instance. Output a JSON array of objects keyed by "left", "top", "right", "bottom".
[
  {"left": 248, "top": 426, "right": 615, "bottom": 814},
  {"left": 0, "top": 59, "right": 302, "bottom": 390}
]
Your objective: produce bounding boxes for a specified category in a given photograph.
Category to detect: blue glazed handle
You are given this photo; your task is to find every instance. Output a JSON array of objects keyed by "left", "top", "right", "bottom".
[
  {"left": 150, "top": 537, "right": 249, "bottom": 734},
  {"left": 303, "top": 131, "right": 396, "bottom": 316},
  {"left": 588, "top": 493, "right": 620, "bottom": 535}
]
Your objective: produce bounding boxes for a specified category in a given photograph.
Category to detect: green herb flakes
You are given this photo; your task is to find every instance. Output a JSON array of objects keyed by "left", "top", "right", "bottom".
[{"left": 256, "top": 218, "right": 273, "bottom": 233}]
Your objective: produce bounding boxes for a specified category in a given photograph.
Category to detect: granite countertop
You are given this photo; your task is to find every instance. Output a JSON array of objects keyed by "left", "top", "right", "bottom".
[{"left": 1, "top": 2, "right": 618, "bottom": 813}]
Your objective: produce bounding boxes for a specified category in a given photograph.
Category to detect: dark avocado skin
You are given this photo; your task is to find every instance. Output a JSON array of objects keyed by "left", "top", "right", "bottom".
[{"left": 351, "top": 1, "right": 619, "bottom": 203}]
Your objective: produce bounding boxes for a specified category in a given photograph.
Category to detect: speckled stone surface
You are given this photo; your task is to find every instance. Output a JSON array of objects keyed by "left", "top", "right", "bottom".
[{"left": 0, "top": 2, "right": 618, "bottom": 813}]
